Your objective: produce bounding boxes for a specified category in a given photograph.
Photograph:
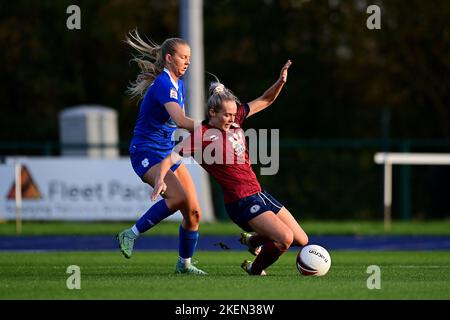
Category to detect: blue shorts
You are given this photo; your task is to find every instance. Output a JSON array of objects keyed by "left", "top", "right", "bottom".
[
  {"left": 225, "top": 189, "right": 284, "bottom": 232},
  {"left": 130, "top": 145, "right": 182, "bottom": 179}
]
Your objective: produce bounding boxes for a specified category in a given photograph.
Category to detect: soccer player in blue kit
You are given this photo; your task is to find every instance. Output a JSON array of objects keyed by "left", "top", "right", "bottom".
[{"left": 116, "top": 30, "right": 206, "bottom": 274}]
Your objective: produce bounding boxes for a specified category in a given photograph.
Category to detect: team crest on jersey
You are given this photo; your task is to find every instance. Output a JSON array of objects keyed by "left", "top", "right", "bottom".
[
  {"left": 170, "top": 87, "right": 178, "bottom": 99},
  {"left": 250, "top": 205, "right": 260, "bottom": 214},
  {"left": 228, "top": 132, "right": 246, "bottom": 156}
]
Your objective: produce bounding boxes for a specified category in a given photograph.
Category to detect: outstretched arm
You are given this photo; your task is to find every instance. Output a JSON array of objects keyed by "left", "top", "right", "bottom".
[
  {"left": 164, "top": 102, "right": 196, "bottom": 132},
  {"left": 247, "top": 60, "right": 292, "bottom": 118},
  {"left": 151, "top": 127, "right": 200, "bottom": 201},
  {"left": 150, "top": 152, "right": 182, "bottom": 201}
]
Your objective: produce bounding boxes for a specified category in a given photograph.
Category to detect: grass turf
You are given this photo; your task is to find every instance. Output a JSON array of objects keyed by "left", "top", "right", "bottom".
[
  {"left": 1, "top": 251, "right": 449, "bottom": 299},
  {"left": 2, "top": 220, "right": 450, "bottom": 236}
]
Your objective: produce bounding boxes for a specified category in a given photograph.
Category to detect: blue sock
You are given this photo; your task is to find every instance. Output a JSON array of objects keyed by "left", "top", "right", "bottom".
[
  {"left": 178, "top": 225, "right": 199, "bottom": 259},
  {"left": 135, "top": 200, "right": 173, "bottom": 234}
]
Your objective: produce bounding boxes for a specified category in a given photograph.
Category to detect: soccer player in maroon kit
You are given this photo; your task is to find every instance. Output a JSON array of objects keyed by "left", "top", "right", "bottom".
[{"left": 152, "top": 60, "right": 309, "bottom": 275}]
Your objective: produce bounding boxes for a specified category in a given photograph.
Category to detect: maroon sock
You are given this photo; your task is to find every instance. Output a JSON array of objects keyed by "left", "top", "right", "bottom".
[
  {"left": 248, "top": 234, "right": 270, "bottom": 247},
  {"left": 250, "top": 241, "right": 286, "bottom": 275}
]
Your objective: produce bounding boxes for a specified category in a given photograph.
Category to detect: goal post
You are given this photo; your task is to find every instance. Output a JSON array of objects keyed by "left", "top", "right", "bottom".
[{"left": 374, "top": 153, "right": 450, "bottom": 231}]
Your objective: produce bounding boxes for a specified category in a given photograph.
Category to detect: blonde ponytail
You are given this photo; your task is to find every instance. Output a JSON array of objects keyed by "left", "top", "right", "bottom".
[
  {"left": 125, "top": 29, "right": 188, "bottom": 99},
  {"left": 207, "top": 81, "right": 240, "bottom": 118}
]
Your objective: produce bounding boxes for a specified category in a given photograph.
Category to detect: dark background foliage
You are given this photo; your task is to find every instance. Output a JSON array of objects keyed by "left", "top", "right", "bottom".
[{"left": 1, "top": 0, "right": 449, "bottom": 219}]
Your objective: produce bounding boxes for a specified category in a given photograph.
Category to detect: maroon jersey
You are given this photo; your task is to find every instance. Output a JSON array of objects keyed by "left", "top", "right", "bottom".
[{"left": 176, "top": 103, "right": 261, "bottom": 203}]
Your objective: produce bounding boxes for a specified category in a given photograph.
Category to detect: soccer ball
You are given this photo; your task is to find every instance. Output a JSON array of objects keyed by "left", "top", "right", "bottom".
[{"left": 296, "top": 244, "right": 331, "bottom": 276}]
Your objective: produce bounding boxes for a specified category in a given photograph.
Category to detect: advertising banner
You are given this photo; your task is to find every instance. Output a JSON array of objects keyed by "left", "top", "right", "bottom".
[{"left": 0, "top": 157, "right": 204, "bottom": 221}]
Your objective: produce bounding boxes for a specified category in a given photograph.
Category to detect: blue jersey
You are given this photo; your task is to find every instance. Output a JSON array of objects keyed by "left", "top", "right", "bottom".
[{"left": 131, "top": 69, "right": 185, "bottom": 153}]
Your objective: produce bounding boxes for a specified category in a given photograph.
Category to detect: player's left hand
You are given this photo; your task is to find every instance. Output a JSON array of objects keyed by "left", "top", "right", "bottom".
[{"left": 279, "top": 60, "right": 292, "bottom": 84}]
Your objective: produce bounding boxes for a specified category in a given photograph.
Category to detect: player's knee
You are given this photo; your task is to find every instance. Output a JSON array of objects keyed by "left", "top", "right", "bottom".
[
  {"left": 276, "top": 230, "right": 293, "bottom": 251},
  {"left": 300, "top": 233, "right": 309, "bottom": 246},
  {"left": 185, "top": 207, "right": 202, "bottom": 227},
  {"left": 291, "top": 230, "right": 308, "bottom": 247}
]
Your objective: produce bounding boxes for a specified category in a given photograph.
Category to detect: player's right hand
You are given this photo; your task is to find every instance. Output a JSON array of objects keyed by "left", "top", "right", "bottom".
[{"left": 151, "top": 178, "right": 167, "bottom": 201}]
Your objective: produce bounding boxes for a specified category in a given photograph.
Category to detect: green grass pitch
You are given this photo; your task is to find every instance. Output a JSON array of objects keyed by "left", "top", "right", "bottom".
[{"left": 1, "top": 250, "right": 449, "bottom": 300}]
